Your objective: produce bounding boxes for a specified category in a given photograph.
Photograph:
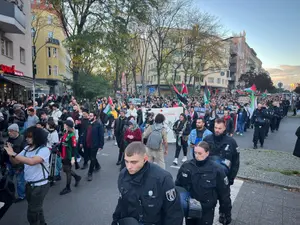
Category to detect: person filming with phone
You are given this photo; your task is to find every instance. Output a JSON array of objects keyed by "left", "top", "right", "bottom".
[{"left": 4, "top": 126, "right": 50, "bottom": 225}]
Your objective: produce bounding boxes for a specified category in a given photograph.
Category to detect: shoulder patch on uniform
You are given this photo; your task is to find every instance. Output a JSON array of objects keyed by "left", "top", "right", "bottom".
[
  {"left": 166, "top": 188, "right": 176, "bottom": 201},
  {"left": 224, "top": 176, "right": 229, "bottom": 185}
]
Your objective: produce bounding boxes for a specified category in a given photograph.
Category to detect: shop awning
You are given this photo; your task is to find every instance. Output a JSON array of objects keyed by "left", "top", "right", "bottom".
[{"left": 3, "top": 75, "right": 33, "bottom": 89}]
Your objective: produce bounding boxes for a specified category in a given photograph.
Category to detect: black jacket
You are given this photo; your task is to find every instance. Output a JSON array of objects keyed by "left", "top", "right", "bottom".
[
  {"left": 76, "top": 118, "right": 90, "bottom": 146},
  {"left": 203, "top": 134, "right": 240, "bottom": 185},
  {"left": 175, "top": 159, "right": 232, "bottom": 214},
  {"left": 251, "top": 108, "right": 267, "bottom": 126},
  {"left": 82, "top": 120, "right": 104, "bottom": 149},
  {"left": 293, "top": 126, "right": 300, "bottom": 158},
  {"left": 112, "top": 162, "right": 183, "bottom": 225},
  {"left": 173, "top": 120, "right": 191, "bottom": 136}
]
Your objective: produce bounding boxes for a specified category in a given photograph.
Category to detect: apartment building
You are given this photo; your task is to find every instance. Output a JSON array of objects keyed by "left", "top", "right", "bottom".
[
  {"left": 31, "top": 0, "right": 72, "bottom": 95},
  {"left": 0, "top": 0, "right": 33, "bottom": 102},
  {"left": 229, "top": 31, "right": 263, "bottom": 89}
]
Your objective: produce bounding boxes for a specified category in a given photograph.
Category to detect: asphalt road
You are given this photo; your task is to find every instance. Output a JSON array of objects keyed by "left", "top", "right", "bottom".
[{"left": 1, "top": 117, "right": 298, "bottom": 225}]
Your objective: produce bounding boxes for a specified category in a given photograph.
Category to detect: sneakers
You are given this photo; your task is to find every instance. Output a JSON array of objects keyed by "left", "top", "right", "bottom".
[
  {"left": 60, "top": 188, "right": 71, "bottom": 195},
  {"left": 114, "top": 142, "right": 118, "bottom": 146},
  {"left": 182, "top": 156, "right": 187, "bottom": 163},
  {"left": 240, "top": 133, "right": 243, "bottom": 136},
  {"left": 75, "top": 176, "right": 81, "bottom": 187},
  {"left": 173, "top": 158, "right": 178, "bottom": 166},
  {"left": 116, "top": 161, "right": 121, "bottom": 165},
  {"left": 253, "top": 145, "right": 258, "bottom": 149},
  {"left": 87, "top": 174, "right": 93, "bottom": 181},
  {"left": 236, "top": 132, "right": 240, "bottom": 135}
]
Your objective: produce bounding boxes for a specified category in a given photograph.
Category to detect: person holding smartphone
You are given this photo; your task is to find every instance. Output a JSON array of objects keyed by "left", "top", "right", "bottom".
[{"left": 4, "top": 126, "right": 50, "bottom": 225}]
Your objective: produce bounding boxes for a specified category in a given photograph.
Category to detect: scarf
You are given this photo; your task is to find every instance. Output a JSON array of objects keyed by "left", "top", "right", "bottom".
[
  {"left": 61, "top": 131, "right": 76, "bottom": 160},
  {"left": 129, "top": 119, "right": 138, "bottom": 131}
]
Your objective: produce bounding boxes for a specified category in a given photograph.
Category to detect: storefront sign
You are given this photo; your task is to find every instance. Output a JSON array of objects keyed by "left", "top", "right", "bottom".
[{"left": 0, "top": 64, "right": 24, "bottom": 77}]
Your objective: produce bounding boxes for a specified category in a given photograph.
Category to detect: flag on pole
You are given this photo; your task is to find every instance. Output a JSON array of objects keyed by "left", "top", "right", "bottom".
[
  {"left": 244, "top": 84, "right": 257, "bottom": 93},
  {"left": 204, "top": 81, "right": 210, "bottom": 105},
  {"left": 181, "top": 82, "right": 188, "bottom": 96},
  {"left": 173, "top": 85, "right": 188, "bottom": 105},
  {"left": 108, "top": 96, "right": 113, "bottom": 105},
  {"left": 262, "top": 90, "right": 268, "bottom": 98}
]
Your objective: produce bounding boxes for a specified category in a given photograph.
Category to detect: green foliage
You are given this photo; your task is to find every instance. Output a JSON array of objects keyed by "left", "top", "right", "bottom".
[
  {"left": 239, "top": 71, "right": 275, "bottom": 92},
  {"left": 73, "top": 73, "right": 112, "bottom": 100}
]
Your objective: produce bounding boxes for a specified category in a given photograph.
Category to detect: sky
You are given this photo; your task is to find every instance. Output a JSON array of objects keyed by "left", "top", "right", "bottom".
[{"left": 194, "top": 0, "right": 300, "bottom": 86}]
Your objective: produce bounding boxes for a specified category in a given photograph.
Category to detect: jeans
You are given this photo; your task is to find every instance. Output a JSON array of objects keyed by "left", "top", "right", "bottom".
[
  {"left": 8, "top": 166, "right": 26, "bottom": 199},
  {"left": 107, "top": 129, "right": 112, "bottom": 137},
  {"left": 55, "top": 156, "right": 62, "bottom": 176},
  {"left": 237, "top": 122, "right": 245, "bottom": 134},
  {"left": 26, "top": 183, "right": 50, "bottom": 225}
]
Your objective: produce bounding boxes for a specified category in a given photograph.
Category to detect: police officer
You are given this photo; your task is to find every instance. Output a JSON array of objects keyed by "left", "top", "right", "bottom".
[
  {"left": 251, "top": 103, "right": 268, "bottom": 149},
  {"left": 176, "top": 141, "right": 232, "bottom": 225},
  {"left": 203, "top": 118, "right": 240, "bottom": 186},
  {"left": 112, "top": 142, "right": 183, "bottom": 225},
  {"left": 263, "top": 104, "right": 271, "bottom": 138}
]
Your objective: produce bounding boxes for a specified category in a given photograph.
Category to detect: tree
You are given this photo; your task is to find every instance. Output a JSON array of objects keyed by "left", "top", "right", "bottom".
[
  {"left": 239, "top": 70, "right": 275, "bottom": 92},
  {"left": 147, "top": 0, "right": 190, "bottom": 95},
  {"left": 294, "top": 86, "right": 300, "bottom": 94},
  {"left": 74, "top": 73, "right": 112, "bottom": 100}
]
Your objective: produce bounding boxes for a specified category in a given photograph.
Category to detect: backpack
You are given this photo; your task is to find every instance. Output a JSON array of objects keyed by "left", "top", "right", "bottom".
[
  {"left": 146, "top": 125, "right": 163, "bottom": 150},
  {"left": 24, "top": 146, "right": 49, "bottom": 184}
]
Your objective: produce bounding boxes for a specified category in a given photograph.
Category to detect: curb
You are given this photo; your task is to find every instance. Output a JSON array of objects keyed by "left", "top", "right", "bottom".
[{"left": 236, "top": 175, "right": 300, "bottom": 191}]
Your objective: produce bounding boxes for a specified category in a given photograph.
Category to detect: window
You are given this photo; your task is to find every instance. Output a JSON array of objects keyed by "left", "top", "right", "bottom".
[
  {"left": 53, "top": 66, "right": 58, "bottom": 75},
  {"left": 48, "top": 65, "right": 52, "bottom": 75},
  {"left": 217, "top": 78, "right": 221, "bottom": 84},
  {"left": 48, "top": 32, "right": 53, "bottom": 38},
  {"left": 53, "top": 48, "right": 57, "bottom": 58},
  {"left": 1, "top": 37, "right": 13, "bottom": 58},
  {"left": 47, "top": 15, "right": 52, "bottom": 24},
  {"left": 208, "top": 77, "right": 214, "bottom": 83},
  {"left": 222, "top": 79, "right": 225, "bottom": 84},
  {"left": 20, "top": 48, "right": 25, "bottom": 64},
  {"left": 32, "top": 46, "right": 36, "bottom": 57},
  {"left": 47, "top": 47, "right": 51, "bottom": 57}
]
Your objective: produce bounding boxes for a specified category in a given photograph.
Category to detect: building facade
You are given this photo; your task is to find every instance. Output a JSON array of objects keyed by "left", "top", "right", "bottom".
[
  {"left": 229, "top": 31, "right": 263, "bottom": 89},
  {"left": 0, "top": 0, "right": 33, "bottom": 102},
  {"left": 31, "top": 0, "right": 72, "bottom": 95}
]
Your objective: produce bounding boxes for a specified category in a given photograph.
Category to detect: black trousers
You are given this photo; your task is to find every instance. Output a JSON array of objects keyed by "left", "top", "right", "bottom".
[
  {"left": 62, "top": 159, "right": 80, "bottom": 189},
  {"left": 25, "top": 183, "right": 50, "bottom": 225},
  {"left": 270, "top": 117, "right": 277, "bottom": 132},
  {"left": 78, "top": 146, "right": 90, "bottom": 165},
  {"left": 88, "top": 148, "right": 100, "bottom": 175},
  {"left": 275, "top": 118, "right": 281, "bottom": 131},
  {"left": 186, "top": 208, "right": 215, "bottom": 225},
  {"left": 265, "top": 120, "right": 270, "bottom": 136},
  {"left": 175, "top": 137, "right": 188, "bottom": 158},
  {"left": 253, "top": 125, "right": 265, "bottom": 146}
]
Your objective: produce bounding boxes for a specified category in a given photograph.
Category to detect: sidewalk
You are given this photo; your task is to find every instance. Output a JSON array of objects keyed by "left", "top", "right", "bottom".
[
  {"left": 237, "top": 148, "right": 300, "bottom": 189},
  {"left": 229, "top": 181, "right": 300, "bottom": 225}
]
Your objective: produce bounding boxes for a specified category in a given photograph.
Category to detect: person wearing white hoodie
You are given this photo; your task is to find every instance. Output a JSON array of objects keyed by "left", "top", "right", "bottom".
[{"left": 126, "top": 103, "right": 137, "bottom": 119}]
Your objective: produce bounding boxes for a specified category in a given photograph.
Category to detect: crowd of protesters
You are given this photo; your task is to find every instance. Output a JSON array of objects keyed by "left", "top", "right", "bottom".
[{"left": 0, "top": 90, "right": 299, "bottom": 225}]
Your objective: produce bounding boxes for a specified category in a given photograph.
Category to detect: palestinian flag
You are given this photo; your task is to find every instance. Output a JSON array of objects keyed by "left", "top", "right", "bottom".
[
  {"left": 204, "top": 81, "right": 210, "bottom": 105},
  {"left": 103, "top": 96, "right": 113, "bottom": 115},
  {"left": 244, "top": 84, "right": 257, "bottom": 93},
  {"left": 181, "top": 82, "right": 188, "bottom": 96},
  {"left": 262, "top": 90, "right": 268, "bottom": 98},
  {"left": 244, "top": 85, "right": 257, "bottom": 112},
  {"left": 173, "top": 85, "right": 188, "bottom": 105}
]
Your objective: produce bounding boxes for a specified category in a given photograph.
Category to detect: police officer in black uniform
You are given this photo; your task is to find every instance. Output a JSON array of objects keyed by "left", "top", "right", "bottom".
[
  {"left": 112, "top": 142, "right": 183, "bottom": 225},
  {"left": 251, "top": 103, "right": 268, "bottom": 149},
  {"left": 263, "top": 104, "right": 271, "bottom": 138},
  {"left": 176, "top": 141, "right": 232, "bottom": 225},
  {"left": 203, "top": 118, "right": 240, "bottom": 186}
]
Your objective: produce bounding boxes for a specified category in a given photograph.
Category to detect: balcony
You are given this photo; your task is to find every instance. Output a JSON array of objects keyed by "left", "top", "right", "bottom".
[
  {"left": 0, "top": 0, "right": 26, "bottom": 34},
  {"left": 46, "top": 38, "right": 60, "bottom": 46}
]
